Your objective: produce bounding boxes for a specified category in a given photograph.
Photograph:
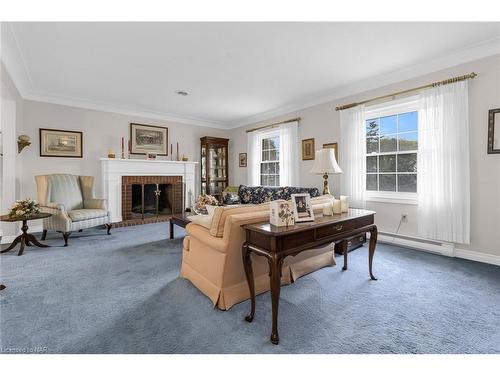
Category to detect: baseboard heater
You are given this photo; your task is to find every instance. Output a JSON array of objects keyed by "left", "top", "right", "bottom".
[{"left": 375, "top": 231, "right": 455, "bottom": 257}]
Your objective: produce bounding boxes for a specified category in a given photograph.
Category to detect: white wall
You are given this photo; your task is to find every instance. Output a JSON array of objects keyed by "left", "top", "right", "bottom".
[
  {"left": 19, "top": 100, "right": 228, "bottom": 202},
  {"left": 1, "top": 63, "right": 24, "bottom": 240},
  {"left": 229, "top": 54, "right": 500, "bottom": 258}
]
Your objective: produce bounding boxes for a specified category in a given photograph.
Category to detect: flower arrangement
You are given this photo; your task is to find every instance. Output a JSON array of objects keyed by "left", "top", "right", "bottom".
[
  {"left": 193, "top": 194, "right": 219, "bottom": 214},
  {"left": 8, "top": 198, "right": 40, "bottom": 218},
  {"left": 278, "top": 202, "right": 294, "bottom": 227}
]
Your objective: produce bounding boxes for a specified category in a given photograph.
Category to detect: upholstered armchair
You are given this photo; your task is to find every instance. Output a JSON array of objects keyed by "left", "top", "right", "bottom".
[{"left": 35, "top": 174, "right": 112, "bottom": 246}]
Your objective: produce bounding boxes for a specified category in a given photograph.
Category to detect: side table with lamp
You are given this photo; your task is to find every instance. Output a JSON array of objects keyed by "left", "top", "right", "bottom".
[{"left": 310, "top": 148, "right": 367, "bottom": 254}]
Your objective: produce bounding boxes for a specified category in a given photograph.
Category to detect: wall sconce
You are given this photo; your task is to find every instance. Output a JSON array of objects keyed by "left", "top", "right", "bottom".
[{"left": 18, "top": 135, "right": 31, "bottom": 153}]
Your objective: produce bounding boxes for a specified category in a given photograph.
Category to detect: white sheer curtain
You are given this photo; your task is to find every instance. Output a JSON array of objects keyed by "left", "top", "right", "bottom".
[
  {"left": 247, "top": 120, "right": 299, "bottom": 186},
  {"left": 418, "top": 81, "right": 470, "bottom": 244},
  {"left": 339, "top": 105, "right": 366, "bottom": 208},
  {"left": 279, "top": 121, "right": 299, "bottom": 186},
  {"left": 247, "top": 129, "right": 260, "bottom": 186}
]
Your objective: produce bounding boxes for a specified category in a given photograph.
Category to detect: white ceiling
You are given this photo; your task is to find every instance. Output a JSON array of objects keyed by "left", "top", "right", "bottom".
[{"left": 2, "top": 22, "right": 500, "bottom": 128}]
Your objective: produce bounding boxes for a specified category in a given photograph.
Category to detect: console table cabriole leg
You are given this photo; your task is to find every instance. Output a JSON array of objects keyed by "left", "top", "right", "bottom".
[
  {"left": 269, "top": 254, "right": 283, "bottom": 345},
  {"left": 341, "top": 239, "right": 348, "bottom": 271},
  {"left": 368, "top": 225, "right": 378, "bottom": 280},
  {"left": 242, "top": 242, "right": 256, "bottom": 323}
]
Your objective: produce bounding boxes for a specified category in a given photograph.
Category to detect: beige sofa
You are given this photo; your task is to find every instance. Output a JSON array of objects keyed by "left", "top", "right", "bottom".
[{"left": 180, "top": 195, "right": 337, "bottom": 310}]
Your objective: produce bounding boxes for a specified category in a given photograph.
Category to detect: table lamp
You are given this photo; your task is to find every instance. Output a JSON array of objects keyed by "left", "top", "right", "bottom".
[{"left": 310, "top": 149, "right": 343, "bottom": 195}]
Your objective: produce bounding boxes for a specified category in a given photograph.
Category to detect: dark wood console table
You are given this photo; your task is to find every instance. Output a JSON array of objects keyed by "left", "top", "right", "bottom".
[{"left": 242, "top": 208, "right": 377, "bottom": 345}]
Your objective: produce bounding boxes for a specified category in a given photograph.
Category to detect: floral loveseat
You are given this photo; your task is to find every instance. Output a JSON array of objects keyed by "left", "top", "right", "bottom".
[{"left": 223, "top": 185, "right": 321, "bottom": 205}]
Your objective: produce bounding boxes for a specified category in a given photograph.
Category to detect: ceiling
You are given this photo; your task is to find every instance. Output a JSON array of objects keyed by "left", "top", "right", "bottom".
[{"left": 2, "top": 22, "right": 500, "bottom": 128}]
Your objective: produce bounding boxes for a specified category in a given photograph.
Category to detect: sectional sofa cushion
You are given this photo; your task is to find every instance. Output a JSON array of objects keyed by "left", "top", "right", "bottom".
[{"left": 238, "top": 185, "right": 321, "bottom": 204}]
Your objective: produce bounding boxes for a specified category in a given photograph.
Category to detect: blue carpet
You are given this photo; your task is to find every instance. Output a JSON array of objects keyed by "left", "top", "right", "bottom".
[{"left": 1, "top": 222, "right": 499, "bottom": 354}]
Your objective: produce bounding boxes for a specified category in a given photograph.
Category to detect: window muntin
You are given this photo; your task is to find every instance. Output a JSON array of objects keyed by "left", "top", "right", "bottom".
[
  {"left": 366, "top": 110, "right": 418, "bottom": 194},
  {"left": 260, "top": 135, "right": 280, "bottom": 186}
]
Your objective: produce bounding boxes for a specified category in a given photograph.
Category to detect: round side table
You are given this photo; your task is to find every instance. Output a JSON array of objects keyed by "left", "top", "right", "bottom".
[{"left": 0, "top": 213, "right": 52, "bottom": 256}]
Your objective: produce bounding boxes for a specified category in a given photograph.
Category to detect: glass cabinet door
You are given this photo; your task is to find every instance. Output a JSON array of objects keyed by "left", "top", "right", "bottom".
[{"left": 200, "top": 137, "right": 228, "bottom": 200}]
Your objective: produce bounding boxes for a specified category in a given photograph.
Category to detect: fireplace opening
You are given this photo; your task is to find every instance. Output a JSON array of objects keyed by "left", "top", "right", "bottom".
[
  {"left": 131, "top": 183, "right": 174, "bottom": 218},
  {"left": 122, "top": 176, "right": 183, "bottom": 224}
]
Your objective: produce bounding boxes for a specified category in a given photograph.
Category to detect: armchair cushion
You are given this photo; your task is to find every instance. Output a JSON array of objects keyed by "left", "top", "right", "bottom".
[
  {"left": 68, "top": 209, "right": 108, "bottom": 222},
  {"left": 47, "top": 174, "right": 83, "bottom": 210}
]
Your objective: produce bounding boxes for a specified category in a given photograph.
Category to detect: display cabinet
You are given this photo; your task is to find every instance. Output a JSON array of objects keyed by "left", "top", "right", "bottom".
[{"left": 200, "top": 136, "right": 229, "bottom": 200}]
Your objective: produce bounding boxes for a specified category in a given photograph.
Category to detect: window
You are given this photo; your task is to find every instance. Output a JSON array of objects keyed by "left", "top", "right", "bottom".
[
  {"left": 365, "top": 98, "right": 419, "bottom": 201},
  {"left": 260, "top": 133, "right": 280, "bottom": 186}
]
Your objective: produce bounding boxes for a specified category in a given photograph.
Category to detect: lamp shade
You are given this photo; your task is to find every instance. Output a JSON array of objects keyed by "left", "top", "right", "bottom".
[{"left": 310, "top": 149, "right": 343, "bottom": 175}]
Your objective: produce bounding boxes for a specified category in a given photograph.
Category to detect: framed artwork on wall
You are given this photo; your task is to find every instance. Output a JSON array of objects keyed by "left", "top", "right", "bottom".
[
  {"left": 301, "top": 138, "right": 315, "bottom": 160},
  {"left": 488, "top": 108, "right": 500, "bottom": 154},
  {"left": 130, "top": 123, "right": 168, "bottom": 156},
  {"left": 323, "top": 142, "right": 339, "bottom": 161},
  {"left": 39, "top": 128, "right": 83, "bottom": 158},
  {"left": 239, "top": 152, "right": 247, "bottom": 167}
]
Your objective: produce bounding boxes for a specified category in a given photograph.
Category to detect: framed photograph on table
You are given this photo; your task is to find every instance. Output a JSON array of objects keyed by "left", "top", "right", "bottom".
[
  {"left": 130, "top": 123, "right": 168, "bottom": 156},
  {"left": 39, "top": 128, "right": 83, "bottom": 158},
  {"left": 291, "top": 193, "right": 315, "bottom": 222}
]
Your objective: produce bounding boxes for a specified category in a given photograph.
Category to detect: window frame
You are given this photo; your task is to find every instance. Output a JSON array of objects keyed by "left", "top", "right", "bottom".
[
  {"left": 259, "top": 129, "right": 281, "bottom": 187},
  {"left": 364, "top": 96, "right": 420, "bottom": 205}
]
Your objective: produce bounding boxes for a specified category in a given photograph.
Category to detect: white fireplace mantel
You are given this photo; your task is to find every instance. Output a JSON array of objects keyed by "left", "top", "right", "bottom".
[{"left": 100, "top": 158, "right": 198, "bottom": 223}]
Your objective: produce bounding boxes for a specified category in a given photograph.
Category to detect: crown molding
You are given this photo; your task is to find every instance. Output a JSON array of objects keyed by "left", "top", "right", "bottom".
[
  {"left": 227, "top": 35, "right": 500, "bottom": 129},
  {"left": 3, "top": 22, "right": 499, "bottom": 130},
  {"left": 23, "top": 91, "right": 227, "bottom": 129},
  {"left": 1, "top": 23, "right": 34, "bottom": 97}
]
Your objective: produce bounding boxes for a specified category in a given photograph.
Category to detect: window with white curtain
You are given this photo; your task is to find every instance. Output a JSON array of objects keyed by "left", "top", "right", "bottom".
[
  {"left": 260, "top": 132, "right": 280, "bottom": 186},
  {"left": 364, "top": 96, "right": 420, "bottom": 203},
  {"left": 247, "top": 121, "right": 298, "bottom": 187}
]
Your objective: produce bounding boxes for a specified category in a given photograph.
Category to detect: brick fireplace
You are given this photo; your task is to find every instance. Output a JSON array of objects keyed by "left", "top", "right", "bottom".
[
  {"left": 121, "top": 175, "right": 183, "bottom": 226},
  {"left": 100, "top": 158, "right": 197, "bottom": 224}
]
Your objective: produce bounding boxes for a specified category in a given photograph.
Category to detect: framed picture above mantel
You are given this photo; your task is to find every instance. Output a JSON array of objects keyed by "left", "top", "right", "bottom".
[
  {"left": 130, "top": 123, "right": 168, "bottom": 156},
  {"left": 39, "top": 128, "right": 83, "bottom": 158}
]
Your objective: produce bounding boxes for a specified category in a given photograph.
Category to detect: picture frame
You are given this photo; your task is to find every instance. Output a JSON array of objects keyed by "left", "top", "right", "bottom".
[
  {"left": 239, "top": 152, "right": 247, "bottom": 167},
  {"left": 291, "top": 193, "right": 315, "bottom": 222},
  {"left": 39, "top": 128, "right": 83, "bottom": 158},
  {"left": 487, "top": 108, "right": 500, "bottom": 154},
  {"left": 323, "top": 142, "right": 339, "bottom": 162},
  {"left": 130, "top": 123, "right": 168, "bottom": 156},
  {"left": 302, "top": 138, "right": 315, "bottom": 160}
]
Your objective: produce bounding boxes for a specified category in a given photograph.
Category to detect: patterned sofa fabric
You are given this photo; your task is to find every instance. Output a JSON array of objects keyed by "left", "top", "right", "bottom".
[{"left": 238, "top": 185, "right": 320, "bottom": 204}]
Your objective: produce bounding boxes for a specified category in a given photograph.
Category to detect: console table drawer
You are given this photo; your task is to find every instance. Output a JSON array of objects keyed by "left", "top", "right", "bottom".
[{"left": 315, "top": 220, "right": 355, "bottom": 238}]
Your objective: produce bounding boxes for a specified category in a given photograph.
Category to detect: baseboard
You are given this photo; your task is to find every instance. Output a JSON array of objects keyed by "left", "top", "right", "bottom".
[
  {"left": 454, "top": 247, "right": 500, "bottom": 267},
  {"left": 377, "top": 233, "right": 500, "bottom": 266}
]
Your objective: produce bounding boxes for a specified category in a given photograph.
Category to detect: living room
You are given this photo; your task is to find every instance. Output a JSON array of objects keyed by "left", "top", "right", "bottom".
[{"left": 1, "top": 0, "right": 499, "bottom": 372}]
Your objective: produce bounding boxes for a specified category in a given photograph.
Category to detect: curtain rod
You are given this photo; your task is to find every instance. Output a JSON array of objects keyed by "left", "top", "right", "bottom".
[
  {"left": 335, "top": 72, "right": 477, "bottom": 111},
  {"left": 246, "top": 117, "right": 301, "bottom": 133}
]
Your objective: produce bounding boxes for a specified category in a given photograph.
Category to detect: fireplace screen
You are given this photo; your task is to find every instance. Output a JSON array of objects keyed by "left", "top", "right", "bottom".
[
  {"left": 122, "top": 176, "right": 183, "bottom": 222},
  {"left": 131, "top": 184, "right": 175, "bottom": 218}
]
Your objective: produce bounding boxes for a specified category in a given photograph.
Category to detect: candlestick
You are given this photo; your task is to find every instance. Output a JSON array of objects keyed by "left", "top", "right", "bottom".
[
  {"left": 128, "top": 139, "right": 131, "bottom": 158},
  {"left": 333, "top": 199, "right": 341, "bottom": 214},
  {"left": 170, "top": 144, "right": 173, "bottom": 161},
  {"left": 121, "top": 137, "right": 124, "bottom": 159},
  {"left": 340, "top": 196, "right": 349, "bottom": 213},
  {"left": 176, "top": 142, "right": 179, "bottom": 161}
]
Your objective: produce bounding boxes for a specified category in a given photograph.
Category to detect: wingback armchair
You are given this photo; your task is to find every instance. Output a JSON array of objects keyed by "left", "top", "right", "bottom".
[{"left": 35, "top": 174, "right": 111, "bottom": 246}]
